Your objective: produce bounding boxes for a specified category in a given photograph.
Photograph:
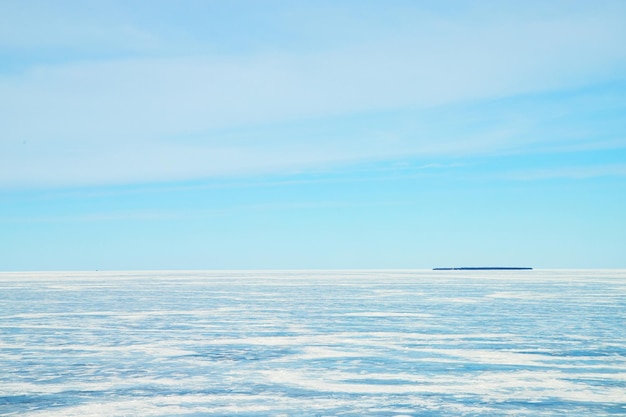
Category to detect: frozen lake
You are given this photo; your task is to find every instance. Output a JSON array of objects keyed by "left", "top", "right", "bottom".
[{"left": 1, "top": 270, "right": 625, "bottom": 416}]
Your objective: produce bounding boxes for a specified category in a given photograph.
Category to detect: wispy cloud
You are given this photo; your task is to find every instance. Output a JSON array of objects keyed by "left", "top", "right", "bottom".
[
  {"left": 1, "top": 1, "right": 625, "bottom": 188},
  {"left": 0, "top": 198, "right": 417, "bottom": 224},
  {"left": 503, "top": 164, "right": 626, "bottom": 181}
]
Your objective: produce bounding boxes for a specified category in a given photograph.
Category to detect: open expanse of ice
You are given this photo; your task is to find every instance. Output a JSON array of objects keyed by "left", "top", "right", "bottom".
[{"left": 1, "top": 269, "right": 625, "bottom": 416}]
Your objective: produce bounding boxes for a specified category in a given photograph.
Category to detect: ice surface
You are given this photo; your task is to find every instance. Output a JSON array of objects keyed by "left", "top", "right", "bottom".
[{"left": 1, "top": 270, "right": 625, "bottom": 416}]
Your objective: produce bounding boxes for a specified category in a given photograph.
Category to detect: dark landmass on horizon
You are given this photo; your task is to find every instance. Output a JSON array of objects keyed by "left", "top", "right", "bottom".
[{"left": 433, "top": 267, "right": 533, "bottom": 271}]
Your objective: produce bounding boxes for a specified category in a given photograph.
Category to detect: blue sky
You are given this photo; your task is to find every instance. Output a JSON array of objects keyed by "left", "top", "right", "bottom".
[{"left": 1, "top": 0, "right": 625, "bottom": 270}]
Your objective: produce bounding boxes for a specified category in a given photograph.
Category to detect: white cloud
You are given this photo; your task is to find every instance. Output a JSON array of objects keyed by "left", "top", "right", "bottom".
[
  {"left": 1, "top": 2, "right": 626, "bottom": 187},
  {"left": 504, "top": 164, "right": 626, "bottom": 181}
]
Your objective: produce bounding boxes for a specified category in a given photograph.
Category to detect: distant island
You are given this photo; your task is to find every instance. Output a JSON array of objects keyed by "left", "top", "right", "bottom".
[{"left": 433, "top": 267, "right": 533, "bottom": 271}]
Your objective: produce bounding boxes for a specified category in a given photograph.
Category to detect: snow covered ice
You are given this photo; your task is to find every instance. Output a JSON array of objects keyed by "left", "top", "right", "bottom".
[{"left": 1, "top": 270, "right": 625, "bottom": 416}]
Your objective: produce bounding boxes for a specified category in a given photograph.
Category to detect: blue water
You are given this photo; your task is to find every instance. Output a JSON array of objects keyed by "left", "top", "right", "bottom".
[{"left": 1, "top": 270, "right": 625, "bottom": 416}]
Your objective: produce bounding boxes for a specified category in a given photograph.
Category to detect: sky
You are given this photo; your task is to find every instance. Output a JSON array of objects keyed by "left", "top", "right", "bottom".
[{"left": 1, "top": 0, "right": 625, "bottom": 270}]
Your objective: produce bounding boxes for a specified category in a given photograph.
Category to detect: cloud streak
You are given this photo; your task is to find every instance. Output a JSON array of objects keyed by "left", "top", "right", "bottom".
[
  {"left": 1, "top": 1, "right": 626, "bottom": 188},
  {"left": 504, "top": 163, "right": 626, "bottom": 181}
]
